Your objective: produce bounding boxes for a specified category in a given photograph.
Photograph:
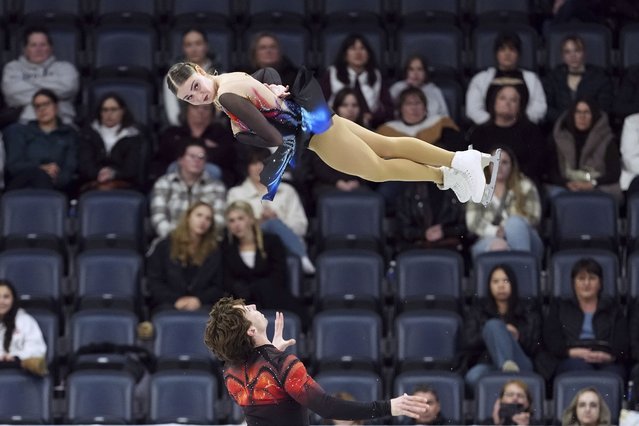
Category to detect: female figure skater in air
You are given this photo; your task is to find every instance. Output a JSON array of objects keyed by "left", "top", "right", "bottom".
[{"left": 166, "top": 62, "right": 500, "bottom": 205}]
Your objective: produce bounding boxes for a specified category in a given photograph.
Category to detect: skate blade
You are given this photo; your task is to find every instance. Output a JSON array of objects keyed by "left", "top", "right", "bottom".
[{"left": 480, "top": 148, "right": 501, "bottom": 207}]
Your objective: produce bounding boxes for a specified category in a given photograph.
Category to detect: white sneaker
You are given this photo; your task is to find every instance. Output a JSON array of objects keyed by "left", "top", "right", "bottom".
[
  {"left": 438, "top": 166, "right": 471, "bottom": 203},
  {"left": 301, "top": 256, "right": 316, "bottom": 275},
  {"left": 502, "top": 360, "right": 520, "bottom": 372},
  {"left": 451, "top": 148, "right": 487, "bottom": 203}
]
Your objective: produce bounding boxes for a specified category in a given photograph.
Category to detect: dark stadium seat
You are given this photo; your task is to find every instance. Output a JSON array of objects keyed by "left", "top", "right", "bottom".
[
  {"left": 396, "top": 0, "right": 460, "bottom": 23},
  {"left": 554, "top": 371, "right": 624, "bottom": 424},
  {"left": 92, "top": 23, "right": 158, "bottom": 76},
  {"left": 473, "top": 0, "right": 531, "bottom": 23},
  {"left": 243, "top": 23, "right": 311, "bottom": 68},
  {"left": 433, "top": 77, "right": 464, "bottom": 123},
  {"left": 396, "top": 23, "right": 463, "bottom": 76},
  {"left": 472, "top": 23, "right": 539, "bottom": 72},
  {"left": 262, "top": 309, "right": 303, "bottom": 356},
  {"left": 166, "top": 0, "right": 233, "bottom": 19},
  {"left": 0, "top": 370, "right": 52, "bottom": 424},
  {"left": 286, "top": 254, "right": 303, "bottom": 298},
  {"left": 549, "top": 249, "right": 618, "bottom": 299},
  {"left": 149, "top": 370, "right": 218, "bottom": 424},
  {"left": 66, "top": 370, "right": 135, "bottom": 424},
  {"left": 626, "top": 251, "right": 639, "bottom": 301},
  {"left": 546, "top": 23, "right": 612, "bottom": 70},
  {"left": 473, "top": 251, "right": 540, "bottom": 301},
  {"left": 627, "top": 193, "right": 639, "bottom": 253},
  {"left": 620, "top": 23, "right": 639, "bottom": 70},
  {"left": 30, "top": 308, "right": 59, "bottom": 367},
  {"left": 93, "top": 0, "right": 158, "bottom": 22},
  {"left": 19, "top": 0, "right": 83, "bottom": 20},
  {"left": 475, "top": 372, "right": 545, "bottom": 424}
]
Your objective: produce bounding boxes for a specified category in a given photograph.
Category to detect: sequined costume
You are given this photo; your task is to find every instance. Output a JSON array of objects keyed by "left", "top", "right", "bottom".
[
  {"left": 215, "top": 67, "right": 332, "bottom": 201},
  {"left": 224, "top": 344, "right": 390, "bottom": 425}
]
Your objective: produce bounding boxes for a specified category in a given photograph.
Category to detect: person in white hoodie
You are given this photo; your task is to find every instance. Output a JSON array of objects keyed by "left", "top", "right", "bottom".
[
  {"left": 0, "top": 280, "right": 47, "bottom": 376},
  {"left": 2, "top": 27, "right": 79, "bottom": 125},
  {"left": 465, "top": 31, "right": 546, "bottom": 125},
  {"left": 620, "top": 112, "right": 639, "bottom": 197}
]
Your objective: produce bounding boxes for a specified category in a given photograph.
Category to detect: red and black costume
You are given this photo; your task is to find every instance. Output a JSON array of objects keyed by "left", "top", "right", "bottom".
[{"left": 224, "top": 344, "right": 390, "bottom": 425}]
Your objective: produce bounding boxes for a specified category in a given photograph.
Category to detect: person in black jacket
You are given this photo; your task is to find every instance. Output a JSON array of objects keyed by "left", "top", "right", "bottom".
[
  {"left": 78, "top": 92, "right": 148, "bottom": 191},
  {"left": 464, "top": 264, "right": 541, "bottom": 391},
  {"left": 538, "top": 258, "right": 627, "bottom": 381},
  {"left": 613, "top": 66, "right": 639, "bottom": 121},
  {"left": 221, "top": 200, "right": 307, "bottom": 325},
  {"left": 147, "top": 201, "right": 224, "bottom": 313},
  {"left": 543, "top": 35, "right": 613, "bottom": 125}
]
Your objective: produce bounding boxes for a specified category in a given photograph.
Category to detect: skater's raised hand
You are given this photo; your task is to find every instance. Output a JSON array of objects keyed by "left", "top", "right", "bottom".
[
  {"left": 264, "top": 83, "right": 290, "bottom": 99},
  {"left": 271, "top": 311, "right": 296, "bottom": 351},
  {"left": 390, "top": 393, "right": 429, "bottom": 419}
]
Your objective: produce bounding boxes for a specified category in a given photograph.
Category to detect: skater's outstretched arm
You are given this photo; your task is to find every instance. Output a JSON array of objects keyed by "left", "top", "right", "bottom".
[{"left": 218, "top": 92, "right": 283, "bottom": 148}]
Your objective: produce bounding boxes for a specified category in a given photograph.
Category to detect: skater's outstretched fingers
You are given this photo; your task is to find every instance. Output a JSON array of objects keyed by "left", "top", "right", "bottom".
[
  {"left": 272, "top": 311, "right": 296, "bottom": 352},
  {"left": 390, "top": 393, "right": 429, "bottom": 418}
]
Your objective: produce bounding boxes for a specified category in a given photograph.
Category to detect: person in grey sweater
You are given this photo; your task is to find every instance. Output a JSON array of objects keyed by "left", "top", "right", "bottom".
[{"left": 1, "top": 27, "right": 79, "bottom": 124}]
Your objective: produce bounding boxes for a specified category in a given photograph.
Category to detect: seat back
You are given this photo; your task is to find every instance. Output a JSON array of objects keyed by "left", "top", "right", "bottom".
[
  {"left": 70, "top": 309, "right": 137, "bottom": 352},
  {"left": 93, "top": 24, "right": 157, "bottom": 73},
  {"left": 66, "top": 370, "right": 135, "bottom": 424},
  {"left": 149, "top": 370, "right": 217, "bottom": 424},
  {"left": 397, "top": 24, "right": 463, "bottom": 75},
  {"left": 546, "top": 23, "right": 612, "bottom": 69},
  {"left": 30, "top": 309, "right": 59, "bottom": 366},
  {"left": 1, "top": 189, "right": 66, "bottom": 239},
  {"left": 472, "top": 23, "right": 538, "bottom": 71},
  {"left": 153, "top": 310, "right": 213, "bottom": 365},
  {"left": 621, "top": 23, "right": 639, "bottom": 70},
  {"left": 0, "top": 370, "right": 51, "bottom": 423}
]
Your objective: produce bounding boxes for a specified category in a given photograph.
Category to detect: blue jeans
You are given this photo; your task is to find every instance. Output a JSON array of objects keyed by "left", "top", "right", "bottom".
[
  {"left": 465, "top": 319, "right": 534, "bottom": 390},
  {"left": 261, "top": 218, "right": 307, "bottom": 258},
  {"left": 472, "top": 215, "right": 543, "bottom": 261}
]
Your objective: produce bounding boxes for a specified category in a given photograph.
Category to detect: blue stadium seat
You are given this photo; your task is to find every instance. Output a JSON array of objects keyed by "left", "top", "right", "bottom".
[
  {"left": 475, "top": 372, "right": 545, "bottom": 424},
  {"left": 395, "top": 249, "right": 463, "bottom": 312},
  {"left": 0, "top": 370, "right": 52, "bottom": 424},
  {"left": 473, "top": 251, "right": 540, "bottom": 302},
  {"left": 93, "top": 0, "right": 158, "bottom": 22},
  {"left": 286, "top": 255, "right": 303, "bottom": 298},
  {"left": 92, "top": 23, "right": 158, "bottom": 76},
  {"left": 19, "top": 0, "right": 83, "bottom": 19},
  {"left": 396, "top": 0, "right": 460, "bottom": 23},
  {"left": 473, "top": 0, "right": 531, "bottom": 23},
  {"left": 433, "top": 77, "right": 464, "bottom": 123},
  {"left": 627, "top": 193, "right": 639, "bottom": 253},
  {"left": 549, "top": 249, "right": 618, "bottom": 299},
  {"left": 77, "top": 190, "right": 146, "bottom": 252},
  {"left": 152, "top": 310, "right": 215, "bottom": 370},
  {"left": 243, "top": 23, "right": 311, "bottom": 68},
  {"left": 397, "top": 24, "right": 463, "bottom": 76},
  {"left": 393, "top": 371, "right": 464, "bottom": 425},
  {"left": 546, "top": 23, "right": 612, "bottom": 70},
  {"left": 621, "top": 23, "right": 639, "bottom": 70},
  {"left": 550, "top": 192, "right": 618, "bottom": 252},
  {"left": 472, "top": 23, "right": 539, "bottom": 72},
  {"left": 149, "top": 370, "right": 218, "bottom": 424},
  {"left": 0, "top": 189, "right": 67, "bottom": 253},
  {"left": 167, "top": 0, "right": 233, "bottom": 18},
  {"left": 0, "top": 249, "right": 63, "bottom": 312},
  {"left": 320, "top": 0, "right": 384, "bottom": 18},
  {"left": 30, "top": 308, "right": 59, "bottom": 368},
  {"left": 75, "top": 249, "right": 142, "bottom": 311},
  {"left": 395, "top": 310, "right": 461, "bottom": 371},
  {"left": 554, "top": 371, "right": 624, "bottom": 424},
  {"left": 312, "top": 309, "right": 382, "bottom": 371},
  {"left": 85, "top": 76, "right": 156, "bottom": 127},
  {"left": 66, "top": 370, "right": 135, "bottom": 424},
  {"left": 167, "top": 23, "right": 234, "bottom": 72},
  {"left": 627, "top": 251, "right": 639, "bottom": 301},
  {"left": 245, "top": 0, "right": 308, "bottom": 21},
  {"left": 316, "top": 249, "right": 384, "bottom": 310},
  {"left": 262, "top": 309, "right": 303, "bottom": 356}
]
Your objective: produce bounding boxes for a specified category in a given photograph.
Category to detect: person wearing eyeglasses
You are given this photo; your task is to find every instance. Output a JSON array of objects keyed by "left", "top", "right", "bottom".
[
  {"left": 4, "top": 88, "right": 78, "bottom": 192},
  {"left": 150, "top": 142, "right": 226, "bottom": 239},
  {"left": 77, "top": 92, "right": 149, "bottom": 192}
]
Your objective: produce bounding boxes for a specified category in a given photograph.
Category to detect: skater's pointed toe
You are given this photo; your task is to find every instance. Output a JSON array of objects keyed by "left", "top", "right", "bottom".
[
  {"left": 439, "top": 166, "right": 471, "bottom": 203},
  {"left": 451, "top": 149, "right": 486, "bottom": 203}
]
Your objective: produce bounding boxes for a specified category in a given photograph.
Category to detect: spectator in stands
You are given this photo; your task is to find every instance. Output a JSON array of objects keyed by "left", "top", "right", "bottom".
[
  {"left": 545, "top": 98, "right": 621, "bottom": 201},
  {"left": 4, "top": 89, "right": 78, "bottom": 191},
  {"left": 147, "top": 201, "right": 224, "bottom": 313},
  {"left": 400, "top": 385, "right": 449, "bottom": 425},
  {"left": 247, "top": 32, "right": 297, "bottom": 87},
  {"left": 326, "top": 392, "right": 364, "bottom": 425},
  {"left": 466, "top": 147, "right": 543, "bottom": 260},
  {"left": 561, "top": 387, "right": 611, "bottom": 426},
  {"left": 155, "top": 103, "right": 237, "bottom": 187},
  {"left": 544, "top": 35, "right": 613, "bottom": 124},
  {"left": 221, "top": 201, "right": 307, "bottom": 325},
  {"left": 466, "top": 31, "right": 546, "bottom": 125},
  {"left": 150, "top": 142, "right": 226, "bottom": 238},
  {"left": 550, "top": 0, "right": 607, "bottom": 24},
  {"left": 390, "top": 55, "right": 449, "bottom": 118},
  {"left": 539, "top": 258, "right": 627, "bottom": 381},
  {"left": 0, "top": 280, "right": 48, "bottom": 376},
  {"left": 78, "top": 92, "right": 148, "bottom": 192},
  {"left": 2, "top": 27, "right": 79, "bottom": 125},
  {"left": 464, "top": 265, "right": 540, "bottom": 390},
  {"left": 227, "top": 148, "right": 315, "bottom": 274},
  {"left": 613, "top": 66, "right": 639, "bottom": 121},
  {"left": 467, "top": 85, "right": 545, "bottom": 184},
  {"left": 308, "top": 88, "right": 370, "bottom": 199},
  {"left": 320, "top": 33, "right": 393, "bottom": 128},
  {"left": 489, "top": 380, "right": 533, "bottom": 425},
  {"left": 620, "top": 113, "right": 639, "bottom": 197},
  {"left": 163, "top": 28, "right": 218, "bottom": 126}
]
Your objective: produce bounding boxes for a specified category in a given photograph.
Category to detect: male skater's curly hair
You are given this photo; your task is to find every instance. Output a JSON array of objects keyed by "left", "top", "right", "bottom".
[{"left": 204, "top": 297, "right": 254, "bottom": 364}]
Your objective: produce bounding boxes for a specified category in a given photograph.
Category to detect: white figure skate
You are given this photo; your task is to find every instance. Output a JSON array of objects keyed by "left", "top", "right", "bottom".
[
  {"left": 451, "top": 146, "right": 501, "bottom": 206},
  {"left": 438, "top": 166, "right": 471, "bottom": 203}
]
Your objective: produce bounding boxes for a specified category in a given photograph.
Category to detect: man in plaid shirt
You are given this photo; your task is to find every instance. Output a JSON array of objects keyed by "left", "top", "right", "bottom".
[{"left": 150, "top": 142, "right": 226, "bottom": 238}]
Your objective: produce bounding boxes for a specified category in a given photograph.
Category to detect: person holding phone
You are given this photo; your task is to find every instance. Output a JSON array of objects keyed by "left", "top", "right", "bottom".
[{"left": 490, "top": 380, "right": 532, "bottom": 425}]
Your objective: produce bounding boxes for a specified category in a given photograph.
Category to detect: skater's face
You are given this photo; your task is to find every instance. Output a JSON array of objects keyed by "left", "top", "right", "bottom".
[
  {"left": 574, "top": 102, "right": 593, "bottom": 131},
  {"left": 254, "top": 36, "right": 281, "bottom": 68},
  {"left": 562, "top": 39, "right": 585, "bottom": 71},
  {"left": 33, "top": 94, "right": 58, "bottom": 126},
  {"left": 573, "top": 269, "right": 601, "bottom": 302},
  {"left": 188, "top": 205, "right": 213, "bottom": 238},
  {"left": 489, "top": 268, "right": 512, "bottom": 303},
  {"left": 182, "top": 30, "right": 208, "bottom": 64},
  {"left": 0, "top": 285, "right": 14, "bottom": 317},
  {"left": 24, "top": 32, "right": 52, "bottom": 64},
  {"left": 236, "top": 304, "right": 268, "bottom": 334},
  {"left": 400, "top": 94, "right": 427, "bottom": 125},
  {"left": 176, "top": 70, "right": 216, "bottom": 105},
  {"left": 495, "top": 150, "right": 512, "bottom": 182},
  {"left": 336, "top": 94, "right": 361, "bottom": 122},
  {"left": 345, "top": 39, "right": 369, "bottom": 70},
  {"left": 226, "top": 209, "right": 255, "bottom": 241},
  {"left": 575, "top": 391, "right": 601, "bottom": 426},
  {"left": 413, "top": 391, "right": 441, "bottom": 424},
  {"left": 493, "top": 87, "right": 520, "bottom": 121},
  {"left": 178, "top": 145, "right": 206, "bottom": 176},
  {"left": 501, "top": 383, "right": 529, "bottom": 407},
  {"left": 406, "top": 58, "right": 426, "bottom": 86},
  {"left": 99, "top": 97, "right": 124, "bottom": 128},
  {"left": 496, "top": 45, "right": 519, "bottom": 71}
]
